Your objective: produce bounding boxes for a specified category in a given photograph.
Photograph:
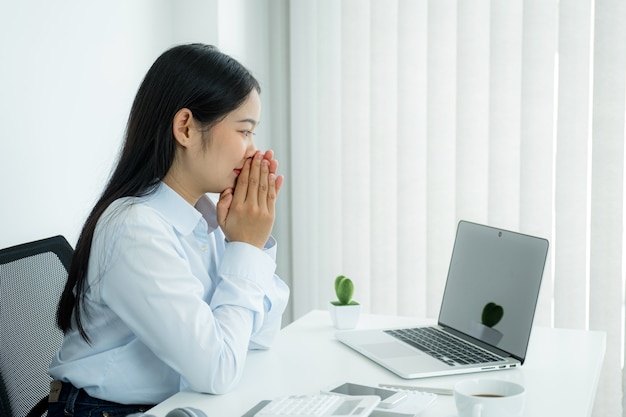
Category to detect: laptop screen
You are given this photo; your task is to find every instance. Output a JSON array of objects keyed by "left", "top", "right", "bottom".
[{"left": 438, "top": 221, "right": 549, "bottom": 360}]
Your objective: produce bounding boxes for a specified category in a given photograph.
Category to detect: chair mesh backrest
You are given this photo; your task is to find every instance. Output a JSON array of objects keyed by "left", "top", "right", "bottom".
[{"left": 0, "top": 236, "right": 73, "bottom": 417}]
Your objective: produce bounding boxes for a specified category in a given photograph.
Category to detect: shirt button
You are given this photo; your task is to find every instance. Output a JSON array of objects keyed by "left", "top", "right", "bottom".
[{"left": 201, "top": 245, "right": 208, "bottom": 252}]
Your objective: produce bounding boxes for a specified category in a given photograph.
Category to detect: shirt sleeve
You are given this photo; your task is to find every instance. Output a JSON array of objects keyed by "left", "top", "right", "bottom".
[
  {"left": 96, "top": 206, "right": 287, "bottom": 394},
  {"left": 214, "top": 239, "right": 290, "bottom": 350}
]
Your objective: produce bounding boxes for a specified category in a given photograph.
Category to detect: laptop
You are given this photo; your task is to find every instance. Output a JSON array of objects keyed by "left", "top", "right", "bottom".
[{"left": 335, "top": 220, "right": 549, "bottom": 379}]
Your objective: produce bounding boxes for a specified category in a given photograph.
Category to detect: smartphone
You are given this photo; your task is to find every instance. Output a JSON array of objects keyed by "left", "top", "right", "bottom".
[{"left": 322, "top": 382, "right": 407, "bottom": 409}]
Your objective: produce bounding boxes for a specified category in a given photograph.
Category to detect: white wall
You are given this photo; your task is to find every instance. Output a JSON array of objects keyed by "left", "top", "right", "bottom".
[
  {"left": 0, "top": 1, "right": 279, "bottom": 250},
  {"left": 0, "top": 0, "right": 292, "bottom": 319}
]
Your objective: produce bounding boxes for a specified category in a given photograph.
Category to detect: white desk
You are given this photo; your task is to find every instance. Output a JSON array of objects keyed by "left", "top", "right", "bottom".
[{"left": 148, "top": 310, "right": 606, "bottom": 417}]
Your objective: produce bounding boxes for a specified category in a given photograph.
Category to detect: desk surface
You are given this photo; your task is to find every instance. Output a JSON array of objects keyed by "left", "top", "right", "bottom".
[{"left": 148, "top": 310, "right": 606, "bottom": 417}]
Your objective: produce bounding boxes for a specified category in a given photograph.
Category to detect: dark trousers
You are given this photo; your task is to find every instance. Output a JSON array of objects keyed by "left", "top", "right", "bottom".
[{"left": 47, "top": 381, "right": 155, "bottom": 417}]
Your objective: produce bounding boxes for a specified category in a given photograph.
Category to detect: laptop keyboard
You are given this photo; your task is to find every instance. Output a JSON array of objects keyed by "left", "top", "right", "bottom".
[{"left": 385, "top": 327, "right": 504, "bottom": 366}]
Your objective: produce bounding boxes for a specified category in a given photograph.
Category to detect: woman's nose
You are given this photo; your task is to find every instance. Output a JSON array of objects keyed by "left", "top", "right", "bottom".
[{"left": 246, "top": 142, "right": 258, "bottom": 158}]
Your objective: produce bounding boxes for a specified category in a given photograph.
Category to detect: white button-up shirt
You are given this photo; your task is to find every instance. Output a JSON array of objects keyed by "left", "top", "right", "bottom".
[{"left": 49, "top": 182, "right": 290, "bottom": 404}]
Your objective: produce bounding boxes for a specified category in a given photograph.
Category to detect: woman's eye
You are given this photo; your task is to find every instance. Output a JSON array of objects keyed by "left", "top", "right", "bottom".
[{"left": 242, "top": 130, "right": 256, "bottom": 138}]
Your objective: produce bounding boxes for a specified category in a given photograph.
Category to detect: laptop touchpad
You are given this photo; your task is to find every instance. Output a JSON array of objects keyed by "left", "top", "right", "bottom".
[{"left": 362, "top": 342, "right": 419, "bottom": 358}]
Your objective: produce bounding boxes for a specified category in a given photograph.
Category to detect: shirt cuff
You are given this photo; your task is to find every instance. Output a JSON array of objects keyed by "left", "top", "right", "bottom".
[{"left": 210, "top": 241, "right": 276, "bottom": 315}]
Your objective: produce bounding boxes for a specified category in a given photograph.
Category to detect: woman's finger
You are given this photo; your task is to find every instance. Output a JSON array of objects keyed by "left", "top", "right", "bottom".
[
  {"left": 216, "top": 188, "right": 233, "bottom": 228},
  {"left": 246, "top": 152, "right": 263, "bottom": 203},
  {"left": 258, "top": 158, "right": 270, "bottom": 209},
  {"left": 274, "top": 174, "right": 284, "bottom": 195},
  {"left": 232, "top": 157, "right": 251, "bottom": 204}
]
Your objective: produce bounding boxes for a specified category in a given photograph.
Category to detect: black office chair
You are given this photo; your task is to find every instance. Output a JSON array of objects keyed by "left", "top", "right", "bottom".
[{"left": 0, "top": 236, "right": 73, "bottom": 417}]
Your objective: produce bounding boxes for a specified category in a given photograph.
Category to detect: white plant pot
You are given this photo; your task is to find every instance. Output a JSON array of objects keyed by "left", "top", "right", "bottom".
[{"left": 328, "top": 303, "right": 361, "bottom": 330}]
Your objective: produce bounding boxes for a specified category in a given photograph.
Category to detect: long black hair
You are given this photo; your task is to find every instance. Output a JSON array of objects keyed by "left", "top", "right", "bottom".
[{"left": 57, "top": 44, "right": 261, "bottom": 342}]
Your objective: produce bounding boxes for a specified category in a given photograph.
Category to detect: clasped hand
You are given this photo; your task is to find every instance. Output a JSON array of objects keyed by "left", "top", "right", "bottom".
[{"left": 217, "top": 150, "right": 284, "bottom": 249}]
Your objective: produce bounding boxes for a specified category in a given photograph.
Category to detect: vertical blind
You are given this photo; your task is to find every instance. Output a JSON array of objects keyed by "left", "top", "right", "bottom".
[{"left": 288, "top": 0, "right": 626, "bottom": 415}]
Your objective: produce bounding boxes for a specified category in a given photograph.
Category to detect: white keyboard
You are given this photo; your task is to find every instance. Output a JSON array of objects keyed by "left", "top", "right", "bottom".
[{"left": 254, "top": 394, "right": 380, "bottom": 417}]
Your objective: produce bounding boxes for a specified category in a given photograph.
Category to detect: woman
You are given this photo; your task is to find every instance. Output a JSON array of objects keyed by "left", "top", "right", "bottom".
[{"left": 48, "top": 43, "right": 289, "bottom": 416}]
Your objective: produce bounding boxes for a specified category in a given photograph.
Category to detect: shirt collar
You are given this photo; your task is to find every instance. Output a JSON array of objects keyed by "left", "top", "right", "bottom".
[{"left": 146, "top": 182, "right": 219, "bottom": 236}]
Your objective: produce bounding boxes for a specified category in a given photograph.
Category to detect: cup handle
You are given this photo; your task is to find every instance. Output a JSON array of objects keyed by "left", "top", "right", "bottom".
[{"left": 472, "top": 403, "right": 483, "bottom": 417}]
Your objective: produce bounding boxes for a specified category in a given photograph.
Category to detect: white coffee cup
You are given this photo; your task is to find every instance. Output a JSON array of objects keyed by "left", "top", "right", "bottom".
[{"left": 454, "top": 379, "right": 525, "bottom": 417}]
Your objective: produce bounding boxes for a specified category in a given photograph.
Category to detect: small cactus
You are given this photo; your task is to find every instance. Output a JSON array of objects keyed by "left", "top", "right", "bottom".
[{"left": 331, "top": 275, "right": 359, "bottom": 306}]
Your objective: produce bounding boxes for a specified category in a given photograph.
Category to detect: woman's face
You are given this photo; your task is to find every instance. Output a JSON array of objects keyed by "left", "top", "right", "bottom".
[
  {"left": 202, "top": 90, "right": 261, "bottom": 193},
  {"left": 169, "top": 89, "right": 261, "bottom": 203}
]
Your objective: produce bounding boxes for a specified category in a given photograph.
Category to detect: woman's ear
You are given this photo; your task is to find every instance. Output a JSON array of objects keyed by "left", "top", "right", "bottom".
[{"left": 172, "top": 108, "right": 194, "bottom": 147}]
